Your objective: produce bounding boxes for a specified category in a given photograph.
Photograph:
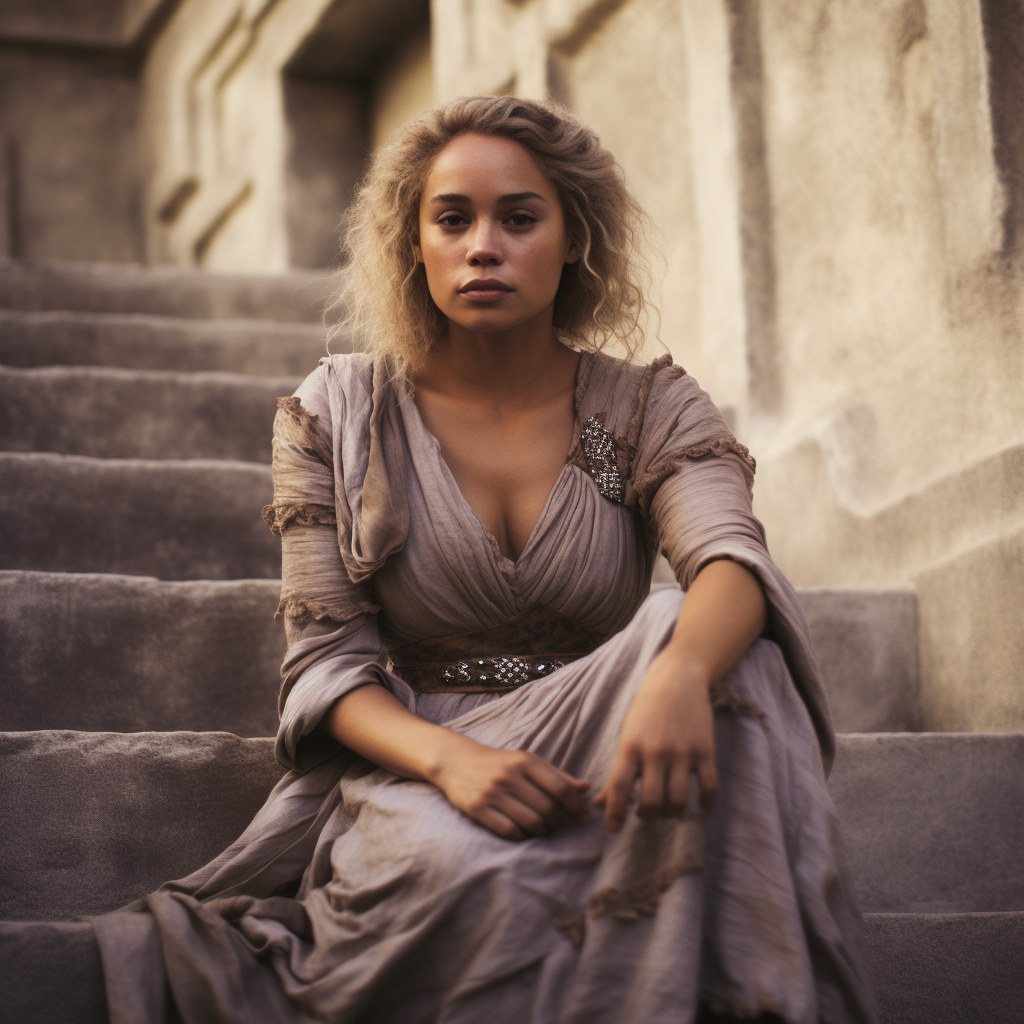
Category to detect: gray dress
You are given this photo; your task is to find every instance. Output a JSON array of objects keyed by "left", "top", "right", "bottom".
[{"left": 90, "top": 350, "right": 877, "bottom": 1024}]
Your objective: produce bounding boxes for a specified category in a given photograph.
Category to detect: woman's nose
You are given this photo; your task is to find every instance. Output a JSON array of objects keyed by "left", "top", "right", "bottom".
[{"left": 466, "top": 220, "right": 502, "bottom": 265}]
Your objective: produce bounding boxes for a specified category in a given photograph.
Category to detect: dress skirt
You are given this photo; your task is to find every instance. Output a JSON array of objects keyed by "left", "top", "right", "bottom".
[{"left": 91, "top": 590, "right": 877, "bottom": 1024}]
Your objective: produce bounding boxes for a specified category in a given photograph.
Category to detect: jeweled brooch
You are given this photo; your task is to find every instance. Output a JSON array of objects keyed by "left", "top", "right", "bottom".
[{"left": 580, "top": 416, "right": 624, "bottom": 502}]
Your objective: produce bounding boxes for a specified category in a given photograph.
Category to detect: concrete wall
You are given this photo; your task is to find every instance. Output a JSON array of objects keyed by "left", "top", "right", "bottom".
[
  {"left": 140, "top": 0, "right": 432, "bottom": 271},
  {"left": 373, "top": 26, "right": 434, "bottom": 151},
  {"left": 432, "top": 0, "right": 1024, "bottom": 733},
  {"left": 0, "top": 0, "right": 166, "bottom": 47},
  {"left": 0, "top": 49, "right": 144, "bottom": 263},
  {"left": 140, "top": 0, "right": 339, "bottom": 271},
  {"left": 0, "top": 0, "right": 433, "bottom": 269}
]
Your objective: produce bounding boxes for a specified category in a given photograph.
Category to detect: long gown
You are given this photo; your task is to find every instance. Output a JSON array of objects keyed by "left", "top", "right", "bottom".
[{"left": 90, "top": 349, "right": 878, "bottom": 1024}]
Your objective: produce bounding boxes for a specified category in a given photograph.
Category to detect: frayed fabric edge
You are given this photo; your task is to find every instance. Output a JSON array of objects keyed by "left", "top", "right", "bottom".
[
  {"left": 275, "top": 396, "right": 334, "bottom": 465},
  {"left": 625, "top": 352, "right": 677, "bottom": 452},
  {"left": 555, "top": 857, "right": 704, "bottom": 947},
  {"left": 710, "top": 683, "right": 768, "bottom": 728},
  {"left": 277, "top": 395, "right": 318, "bottom": 432},
  {"left": 274, "top": 595, "right": 378, "bottom": 625},
  {"left": 588, "top": 856, "right": 704, "bottom": 921},
  {"left": 635, "top": 437, "right": 757, "bottom": 513},
  {"left": 263, "top": 502, "right": 337, "bottom": 536},
  {"left": 700, "top": 994, "right": 788, "bottom": 1021}
]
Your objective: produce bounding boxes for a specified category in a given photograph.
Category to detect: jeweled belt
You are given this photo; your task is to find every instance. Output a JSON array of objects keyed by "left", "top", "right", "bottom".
[{"left": 384, "top": 605, "right": 608, "bottom": 694}]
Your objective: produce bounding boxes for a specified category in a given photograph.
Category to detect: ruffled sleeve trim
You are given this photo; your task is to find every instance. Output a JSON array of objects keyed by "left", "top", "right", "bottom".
[
  {"left": 633, "top": 435, "right": 756, "bottom": 515},
  {"left": 274, "top": 594, "right": 379, "bottom": 626},
  {"left": 262, "top": 502, "right": 337, "bottom": 536},
  {"left": 274, "top": 395, "right": 334, "bottom": 465}
]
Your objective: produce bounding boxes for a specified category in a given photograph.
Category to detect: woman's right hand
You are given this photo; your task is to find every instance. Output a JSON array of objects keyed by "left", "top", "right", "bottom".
[{"left": 430, "top": 737, "right": 591, "bottom": 841}]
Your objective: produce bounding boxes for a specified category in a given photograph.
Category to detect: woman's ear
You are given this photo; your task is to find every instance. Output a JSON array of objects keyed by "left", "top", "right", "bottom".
[
  {"left": 565, "top": 238, "right": 580, "bottom": 264},
  {"left": 412, "top": 238, "right": 424, "bottom": 263}
]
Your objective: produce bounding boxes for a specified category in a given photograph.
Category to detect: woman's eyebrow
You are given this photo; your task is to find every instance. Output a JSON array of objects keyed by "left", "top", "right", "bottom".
[
  {"left": 428, "top": 191, "right": 548, "bottom": 204},
  {"left": 429, "top": 192, "right": 471, "bottom": 204},
  {"left": 498, "top": 191, "right": 547, "bottom": 204}
]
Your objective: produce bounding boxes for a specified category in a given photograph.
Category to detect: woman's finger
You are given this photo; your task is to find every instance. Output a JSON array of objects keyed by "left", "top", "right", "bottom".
[
  {"left": 601, "top": 748, "right": 639, "bottom": 832},
  {"left": 473, "top": 806, "right": 526, "bottom": 842},
  {"left": 493, "top": 791, "right": 550, "bottom": 837},
  {"left": 507, "top": 775, "right": 560, "bottom": 829},
  {"left": 665, "top": 756, "right": 692, "bottom": 817},
  {"left": 696, "top": 751, "right": 719, "bottom": 810},
  {"left": 524, "top": 761, "right": 590, "bottom": 822},
  {"left": 638, "top": 753, "right": 670, "bottom": 819}
]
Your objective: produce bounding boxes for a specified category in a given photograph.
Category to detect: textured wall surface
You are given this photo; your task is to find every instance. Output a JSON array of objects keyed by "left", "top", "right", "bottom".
[
  {"left": 0, "top": 52, "right": 144, "bottom": 263},
  {"left": 0, "top": 0, "right": 166, "bottom": 46},
  {"left": 140, "top": 0, "right": 432, "bottom": 271}
]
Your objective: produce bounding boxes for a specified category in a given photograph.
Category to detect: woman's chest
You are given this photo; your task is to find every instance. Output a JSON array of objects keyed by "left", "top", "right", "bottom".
[
  {"left": 413, "top": 393, "right": 576, "bottom": 563},
  {"left": 373, "top": 459, "right": 657, "bottom": 644}
]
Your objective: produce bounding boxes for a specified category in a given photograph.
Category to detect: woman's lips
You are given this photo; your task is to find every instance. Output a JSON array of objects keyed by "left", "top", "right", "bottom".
[{"left": 459, "top": 280, "right": 513, "bottom": 302}]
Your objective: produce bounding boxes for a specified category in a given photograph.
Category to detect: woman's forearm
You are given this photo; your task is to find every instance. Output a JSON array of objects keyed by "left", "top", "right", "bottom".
[
  {"left": 664, "top": 557, "right": 767, "bottom": 686},
  {"left": 322, "top": 682, "right": 592, "bottom": 839},
  {"left": 322, "top": 683, "right": 474, "bottom": 783}
]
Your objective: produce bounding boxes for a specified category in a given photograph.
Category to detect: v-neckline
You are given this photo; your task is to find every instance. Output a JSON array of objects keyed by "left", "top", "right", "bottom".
[{"left": 408, "top": 350, "right": 592, "bottom": 573}]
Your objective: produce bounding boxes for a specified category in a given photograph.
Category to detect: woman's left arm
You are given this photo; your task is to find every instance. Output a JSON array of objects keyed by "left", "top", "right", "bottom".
[{"left": 594, "top": 557, "right": 766, "bottom": 830}]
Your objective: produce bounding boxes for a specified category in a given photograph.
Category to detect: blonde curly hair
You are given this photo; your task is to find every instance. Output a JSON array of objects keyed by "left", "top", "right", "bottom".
[{"left": 328, "top": 95, "right": 653, "bottom": 376}]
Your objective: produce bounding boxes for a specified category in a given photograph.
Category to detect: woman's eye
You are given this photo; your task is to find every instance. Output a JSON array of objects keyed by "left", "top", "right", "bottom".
[
  {"left": 438, "top": 214, "right": 466, "bottom": 227},
  {"left": 506, "top": 213, "right": 535, "bottom": 227}
]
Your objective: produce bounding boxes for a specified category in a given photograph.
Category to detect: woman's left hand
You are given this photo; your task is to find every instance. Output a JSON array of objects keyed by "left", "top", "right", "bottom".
[{"left": 593, "top": 647, "right": 718, "bottom": 831}]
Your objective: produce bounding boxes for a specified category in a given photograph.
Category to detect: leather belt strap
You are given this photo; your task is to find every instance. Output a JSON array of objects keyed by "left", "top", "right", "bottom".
[{"left": 385, "top": 605, "right": 607, "bottom": 694}]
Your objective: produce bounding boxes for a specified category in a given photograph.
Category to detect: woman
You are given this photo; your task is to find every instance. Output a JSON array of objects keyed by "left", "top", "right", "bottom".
[{"left": 92, "top": 96, "right": 876, "bottom": 1023}]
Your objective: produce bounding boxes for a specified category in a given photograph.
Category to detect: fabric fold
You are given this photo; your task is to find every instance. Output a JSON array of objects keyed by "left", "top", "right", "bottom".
[{"left": 322, "top": 354, "right": 412, "bottom": 584}]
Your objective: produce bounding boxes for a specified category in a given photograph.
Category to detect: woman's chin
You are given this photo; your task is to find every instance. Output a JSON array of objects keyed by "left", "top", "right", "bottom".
[
  {"left": 443, "top": 305, "right": 554, "bottom": 337},
  {"left": 446, "top": 313, "right": 535, "bottom": 335}
]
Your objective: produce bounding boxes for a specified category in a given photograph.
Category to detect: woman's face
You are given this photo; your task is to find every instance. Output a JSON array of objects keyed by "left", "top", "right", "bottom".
[{"left": 414, "top": 133, "right": 576, "bottom": 335}]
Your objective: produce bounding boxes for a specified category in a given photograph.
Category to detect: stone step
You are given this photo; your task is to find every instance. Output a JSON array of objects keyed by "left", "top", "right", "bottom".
[
  {"left": 2, "top": 732, "right": 1018, "bottom": 923},
  {"left": 0, "top": 573, "right": 283, "bottom": 736},
  {"left": 0, "top": 260, "right": 333, "bottom": 323},
  {"left": 0, "top": 922, "right": 107, "bottom": 1024},
  {"left": 0, "top": 572, "right": 917, "bottom": 736},
  {"left": 829, "top": 733, "right": 1024, "bottom": 914},
  {"left": 0, "top": 310, "right": 336, "bottom": 376},
  {"left": 797, "top": 587, "right": 920, "bottom": 733},
  {"left": 866, "top": 912, "right": 1024, "bottom": 1024},
  {"left": 0, "top": 732, "right": 284, "bottom": 922},
  {"left": 0, "top": 365, "right": 298, "bottom": 462},
  {"left": 0, "top": 453, "right": 276, "bottom": 580}
]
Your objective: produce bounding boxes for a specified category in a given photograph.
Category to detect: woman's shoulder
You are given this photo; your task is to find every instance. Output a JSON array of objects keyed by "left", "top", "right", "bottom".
[
  {"left": 289, "top": 351, "right": 405, "bottom": 427},
  {"left": 576, "top": 348, "right": 752, "bottom": 509},
  {"left": 292, "top": 351, "right": 372, "bottom": 404},
  {"left": 578, "top": 349, "right": 693, "bottom": 440}
]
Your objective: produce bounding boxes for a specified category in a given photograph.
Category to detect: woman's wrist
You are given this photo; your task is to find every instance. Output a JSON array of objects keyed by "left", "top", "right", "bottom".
[
  {"left": 420, "top": 728, "right": 479, "bottom": 787},
  {"left": 653, "top": 642, "right": 716, "bottom": 693}
]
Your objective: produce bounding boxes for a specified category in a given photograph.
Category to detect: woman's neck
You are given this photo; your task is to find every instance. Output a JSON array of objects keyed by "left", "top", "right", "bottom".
[{"left": 418, "top": 308, "right": 578, "bottom": 411}]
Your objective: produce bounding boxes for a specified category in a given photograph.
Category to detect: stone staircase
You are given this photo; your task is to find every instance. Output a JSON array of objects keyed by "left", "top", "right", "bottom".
[{"left": 0, "top": 261, "right": 1020, "bottom": 1023}]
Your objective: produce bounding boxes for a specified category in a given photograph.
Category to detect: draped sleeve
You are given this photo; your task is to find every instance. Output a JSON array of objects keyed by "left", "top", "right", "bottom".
[
  {"left": 629, "top": 360, "right": 837, "bottom": 774},
  {"left": 262, "top": 356, "right": 413, "bottom": 773}
]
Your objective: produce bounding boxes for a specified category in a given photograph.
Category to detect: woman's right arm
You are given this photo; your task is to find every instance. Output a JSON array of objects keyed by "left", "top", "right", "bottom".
[{"left": 322, "top": 684, "right": 591, "bottom": 839}]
